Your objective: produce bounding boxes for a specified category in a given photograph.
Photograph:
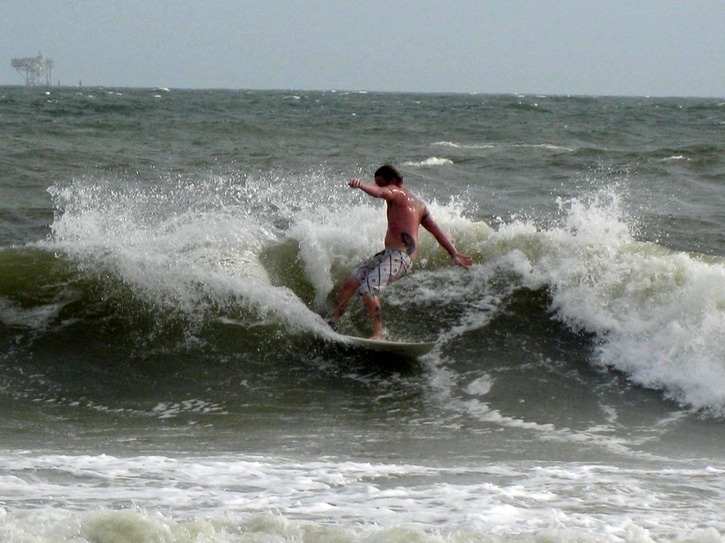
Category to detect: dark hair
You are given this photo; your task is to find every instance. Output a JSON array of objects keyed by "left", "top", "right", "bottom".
[{"left": 374, "top": 164, "right": 403, "bottom": 184}]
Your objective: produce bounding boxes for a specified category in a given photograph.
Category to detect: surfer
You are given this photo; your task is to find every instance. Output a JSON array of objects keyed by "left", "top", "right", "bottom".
[{"left": 329, "top": 164, "right": 473, "bottom": 339}]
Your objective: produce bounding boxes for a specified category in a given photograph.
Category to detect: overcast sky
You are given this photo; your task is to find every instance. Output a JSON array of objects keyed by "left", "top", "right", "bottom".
[{"left": 1, "top": 0, "right": 723, "bottom": 96}]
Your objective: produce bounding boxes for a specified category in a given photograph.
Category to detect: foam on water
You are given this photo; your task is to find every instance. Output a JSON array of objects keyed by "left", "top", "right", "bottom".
[
  {"left": 403, "top": 157, "right": 455, "bottom": 167},
  {"left": 1, "top": 453, "right": 723, "bottom": 542},
  {"left": 494, "top": 187, "right": 725, "bottom": 415},
  {"left": 42, "top": 175, "right": 332, "bottom": 336}
]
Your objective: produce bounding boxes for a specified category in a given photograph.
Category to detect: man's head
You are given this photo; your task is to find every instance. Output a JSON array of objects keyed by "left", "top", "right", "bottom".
[{"left": 374, "top": 165, "right": 403, "bottom": 186}]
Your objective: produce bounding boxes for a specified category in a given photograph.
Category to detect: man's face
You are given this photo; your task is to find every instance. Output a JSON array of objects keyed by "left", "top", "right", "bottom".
[{"left": 374, "top": 175, "right": 387, "bottom": 187}]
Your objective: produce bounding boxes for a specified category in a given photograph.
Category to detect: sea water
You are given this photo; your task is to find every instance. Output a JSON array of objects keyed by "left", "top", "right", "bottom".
[{"left": 0, "top": 88, "right": 723, "bottom": 542}]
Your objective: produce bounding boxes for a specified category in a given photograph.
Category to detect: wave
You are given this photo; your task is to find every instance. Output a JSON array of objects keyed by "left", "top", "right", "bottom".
[
  {"left": 432, "top": 141, "right": 495, "bottom": 149},
  {"left": 2, "top": 173, "right": 723, "bottom": 415},
  {"left": 403, "top": 157, "right": 454, "bottom": 167},
  {"left": 432, "top": 141, "right": 575, "bottom": 152},
  {"left": 2, "top": 452, "right": 723, "bottom": 542},
  {"left": 488, "top": 190, "right": 725, "bottom": 414}
]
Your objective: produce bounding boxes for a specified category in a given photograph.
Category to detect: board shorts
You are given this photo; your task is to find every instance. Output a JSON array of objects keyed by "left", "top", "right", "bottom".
[{"left": 352, "top": 249, "right": 413, "bottom": 297}]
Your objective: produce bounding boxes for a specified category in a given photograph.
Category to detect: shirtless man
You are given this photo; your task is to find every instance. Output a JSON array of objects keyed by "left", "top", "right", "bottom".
[{"left": 330, "top": 165, "right": 473, "bottom": 339}]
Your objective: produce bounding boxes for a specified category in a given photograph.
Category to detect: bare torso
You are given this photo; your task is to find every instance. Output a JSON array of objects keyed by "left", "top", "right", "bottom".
[{"left": 383, "top": 186, "right": 428, "bottom": 260}]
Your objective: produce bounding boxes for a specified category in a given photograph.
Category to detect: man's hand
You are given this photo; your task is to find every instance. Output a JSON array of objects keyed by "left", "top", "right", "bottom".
[
  {"left": 349, "top": 179, "right": 364, "bottom": 188},
  {"left": 453, "top": 253, "right": 474, "bottom": 270}
]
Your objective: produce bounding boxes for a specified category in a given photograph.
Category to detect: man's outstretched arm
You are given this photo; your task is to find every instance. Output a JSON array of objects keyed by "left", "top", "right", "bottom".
[
  {"left": 421, "top": 214, "right": 474, "bottom": 269},
  {"left": 348, "top": 179, "right": 396, "bottom": 201}
]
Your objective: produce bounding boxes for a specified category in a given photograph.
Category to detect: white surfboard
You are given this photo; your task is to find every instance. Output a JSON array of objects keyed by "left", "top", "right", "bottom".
[{"left": 337, "top": 335, "right": 436, "bottom": 357}]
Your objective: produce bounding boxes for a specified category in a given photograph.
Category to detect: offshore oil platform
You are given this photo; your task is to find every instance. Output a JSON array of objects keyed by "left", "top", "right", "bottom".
[{"left": 11, "top": 53, "right": 54, "bottom": 86}]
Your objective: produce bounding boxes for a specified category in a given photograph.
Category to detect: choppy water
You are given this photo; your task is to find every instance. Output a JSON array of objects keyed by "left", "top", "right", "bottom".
[{"left": 1, "top": 87, "right": 724, "bottom": 542}]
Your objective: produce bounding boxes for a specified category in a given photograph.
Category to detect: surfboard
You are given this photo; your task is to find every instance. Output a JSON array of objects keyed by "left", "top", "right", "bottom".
[{"left": 336, "top": 335, "right": 436, "bottom": 357}]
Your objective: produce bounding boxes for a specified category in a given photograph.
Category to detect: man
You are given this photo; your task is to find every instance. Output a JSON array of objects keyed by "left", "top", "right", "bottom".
[{"left": 329, "top": 165, "right": 473, "bottom": 339}]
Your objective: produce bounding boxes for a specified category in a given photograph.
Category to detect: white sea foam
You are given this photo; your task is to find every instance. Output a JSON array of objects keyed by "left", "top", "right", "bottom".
[
  {"left": 432, "top": 140, "right": 495, "bottom": 149},
  {"left": 0, "top": 453, "right": 722, "bottom": 542},
  {"left": 431, "top": 141, "right": 574, "bottom": 152},
  {"left": 495, "top": 188, "right": 725, "bottom": 415},
  {"left": 43, "top": 176, "right": 331, "bottom": 335},
  {"left": 403, "top": 157, "right": 454, "bottom": 167}
]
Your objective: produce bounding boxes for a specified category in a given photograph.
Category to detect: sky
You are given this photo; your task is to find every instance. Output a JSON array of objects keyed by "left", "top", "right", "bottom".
[{"left": 1, "top": 0, "right": 723, "bottom": 97}]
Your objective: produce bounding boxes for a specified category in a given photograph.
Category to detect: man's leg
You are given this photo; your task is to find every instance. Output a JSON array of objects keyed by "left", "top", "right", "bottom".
[
  {"left": 330, "top": 275, "right": 360, "bottom": 327},
  {"left": 362, "top": 294, "right": 383, "bottom": 339}
]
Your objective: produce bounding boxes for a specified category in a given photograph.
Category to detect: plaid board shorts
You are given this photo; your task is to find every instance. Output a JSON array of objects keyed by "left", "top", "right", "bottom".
[{"left": 352, "top": 249, "right": 413, "bottom": 297}]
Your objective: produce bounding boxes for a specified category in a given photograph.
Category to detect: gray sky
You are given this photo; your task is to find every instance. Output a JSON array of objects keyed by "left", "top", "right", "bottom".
[{"left": 2, "top": 0, "right": 723, "bottom": 96}]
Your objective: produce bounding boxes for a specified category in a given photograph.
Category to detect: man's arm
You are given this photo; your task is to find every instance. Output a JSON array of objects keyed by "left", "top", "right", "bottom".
[
  {"left": 348, "top": 179, "right": 396, "bottom": 201},
  {"left": 421, "top": 213, "right": 474, "bottom": 269}
]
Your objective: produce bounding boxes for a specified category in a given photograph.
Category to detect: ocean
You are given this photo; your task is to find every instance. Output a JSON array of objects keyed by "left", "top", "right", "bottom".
[{"left": 0, "top": 87, "right": 723, "bottom": 542}]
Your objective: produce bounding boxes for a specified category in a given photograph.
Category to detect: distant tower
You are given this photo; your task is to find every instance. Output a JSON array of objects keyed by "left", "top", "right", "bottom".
[{"left": 11, "top": 53, "right": 54, "bottom": 86}]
